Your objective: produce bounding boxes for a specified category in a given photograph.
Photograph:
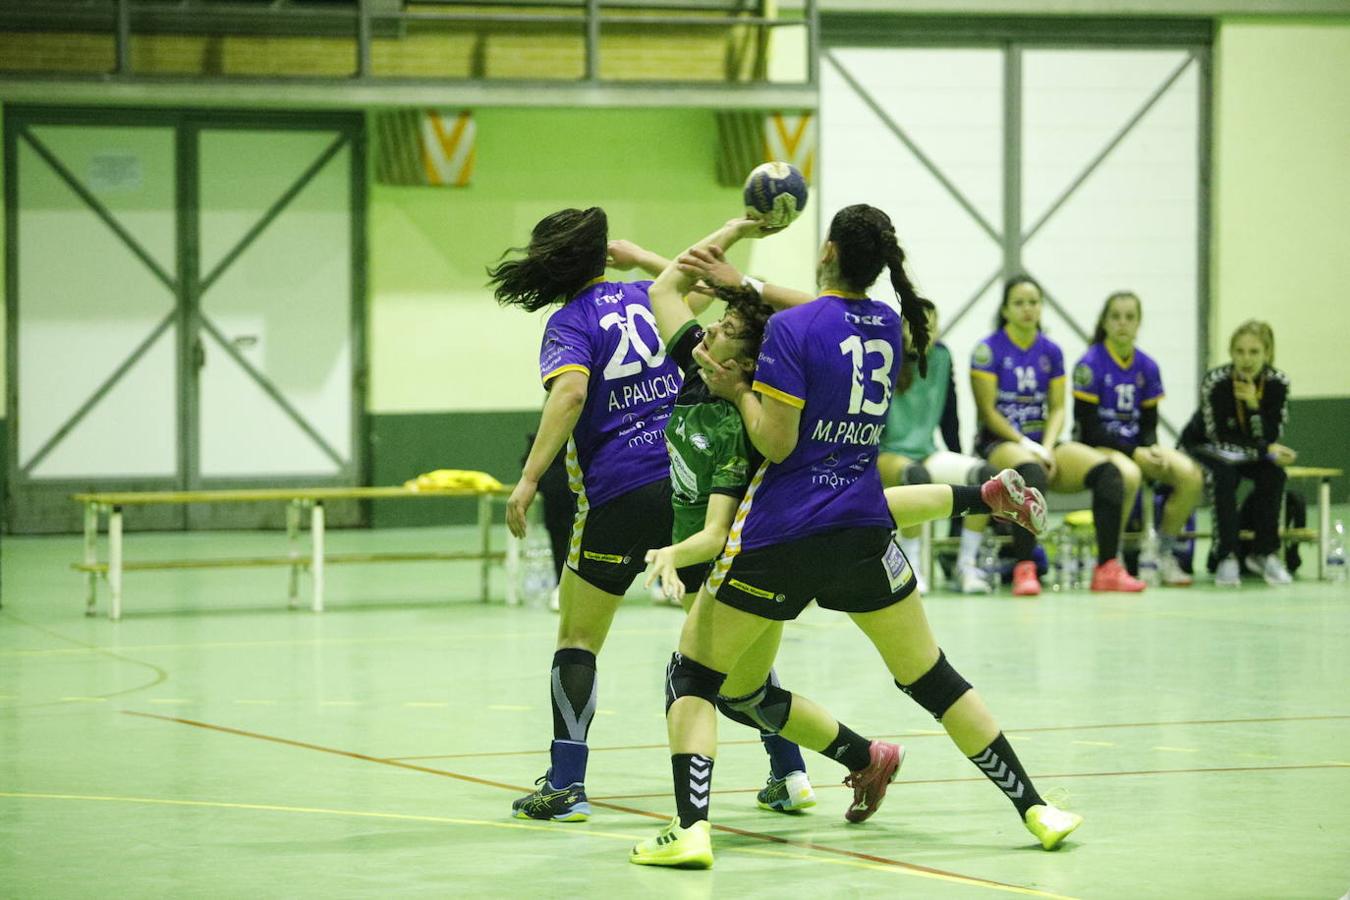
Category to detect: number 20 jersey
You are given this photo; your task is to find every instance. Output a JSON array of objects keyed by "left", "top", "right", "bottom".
[
  {"left": 735, "top": 293, "right": 902, "bottom": 551},
  {"left": 539, "top": 279, "right": 681, "bottom": 509}
]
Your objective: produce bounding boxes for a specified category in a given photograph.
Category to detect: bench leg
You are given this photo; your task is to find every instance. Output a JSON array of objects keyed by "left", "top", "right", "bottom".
[
  {"left": 84, "top": 502, "right": 99, "bottom": 616},
  {"left": 311, "top": 501, "right": 325, "bottom": 613},
  {"left": 286, "top": 499, "right": 302, "bottom": 608},
  {"left": 478, "top": 493, "right": 492, "bottom": 603},
  {"left": 109, "top": 505, "right": 123, "bottom": 622},
  {"left": 1319, "top": 478, "right": 1331, "bottom": 581}
]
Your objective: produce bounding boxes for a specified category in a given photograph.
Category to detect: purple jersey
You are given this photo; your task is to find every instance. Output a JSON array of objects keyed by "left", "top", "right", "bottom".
[
  {"left": 1072, "top": 343, "right": 1164, "bottom": 449},
  {"left": 970, "top": 328, "right": 1065, "bottom": 443},
  {"left": 728, "top": 294, "right": 901, "bottom": 552},
  {"left": 539, "top": 279, "right": 681, "bottom": 509}
]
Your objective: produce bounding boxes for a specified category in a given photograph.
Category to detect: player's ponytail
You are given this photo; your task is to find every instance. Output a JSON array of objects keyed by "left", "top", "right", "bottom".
[
  {"left": 880, "top": 228, "right": 931, "bottom": 378},
  {"left": 488, "top": 207, "right": 608, "bottom": 312}
]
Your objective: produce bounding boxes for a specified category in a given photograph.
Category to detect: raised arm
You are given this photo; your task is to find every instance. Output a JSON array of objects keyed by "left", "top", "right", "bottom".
[
  {"left": 695, "top": 347, "right": 800, "bottom": 463},
  {"left": 647, "top": 219, "right": 764, "bottom": 344},
  {"left": 677, "top": 245, "right": 815, "bottom": 310},
  {"left": 606, "top": 239, "right": 671, "bottom": 278}
]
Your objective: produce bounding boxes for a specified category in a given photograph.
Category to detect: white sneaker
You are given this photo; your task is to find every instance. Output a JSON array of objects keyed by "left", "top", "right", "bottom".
[
  {"left": 1160, "top": 555, "right": 1193, "bottom": 587},
  {"left": 1245, "top": 553, "right": 1293, "bottom": 586},
  {"left": 1215, "top": 556, "right": 1241, "bottom": 588},
  {"left": 957, "top": 565, "right": 992, "bottom": 594}
]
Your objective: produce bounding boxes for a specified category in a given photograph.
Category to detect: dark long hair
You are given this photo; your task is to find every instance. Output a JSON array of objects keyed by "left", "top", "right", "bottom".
[
  {"left": 996, "top": 274, "right": 1044, "bottom": 329},
  {"left": 487, "top": 207, "right": 608, "bottom": 312},
  {"left": 1091, "top": 291, "right": 1141, "bottom": 345},
  {"left": 827, "top": 204, "right": 932, "bottom": 376}
]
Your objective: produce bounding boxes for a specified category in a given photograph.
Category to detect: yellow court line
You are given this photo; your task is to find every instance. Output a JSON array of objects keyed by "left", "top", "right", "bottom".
[{"left": 0, "top": 791, "right": 1070, "bottom": 896}]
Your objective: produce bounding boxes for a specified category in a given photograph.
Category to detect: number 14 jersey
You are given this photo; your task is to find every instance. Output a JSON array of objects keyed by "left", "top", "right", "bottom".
[{"left": 735, "top": 293, "right": 902, "bottom": 551}]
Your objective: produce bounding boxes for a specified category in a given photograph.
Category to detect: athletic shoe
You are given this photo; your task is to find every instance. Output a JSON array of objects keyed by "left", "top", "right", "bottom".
[
  {"left": 843, "top": 741, "right": 904, "bottom": 823},
  {"left": 957, "top": 564, "right": 993, "bottom": 594},
  {"left": 1160, "top": 554, "right": 1193, "bottom": 586},
  {"left": 1012, "top": 560, "right": 1041, "bottom": 596},
  {"left": 982, "top": 469, "right": 1048, "bottom": 536},
  {"left": 756, "top": 770, "right": 817, "bottom": 812},
  {"left": 1245, "top": 553, "right": 1294, "bottom": 586},
  {"left": 511, "top": 772, "right": 591, "bottom": 821},
  {"left": 630, "top": 818, "right": 713, "bottom": 869},
  {"left": 1215, "top": 556, "right": 1242, "bottom": 588},
  {"left": 1023, "top": 803, "right": 1083, "bottom": 850},
  {"left": 1090, "top": 558, "right": 1146, "bottom": 593}
]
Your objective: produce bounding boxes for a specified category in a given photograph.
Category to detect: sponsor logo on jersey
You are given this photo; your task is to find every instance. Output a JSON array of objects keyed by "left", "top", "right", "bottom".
[
  {"left": 1074, "top": 363, "right": 1094, "bottom": 388},
  {"left": 973, "top": 342, "right": 993, "bottom": 367},
  {"left": 691, "top": 433, "right": 711, "bottom": 451}
]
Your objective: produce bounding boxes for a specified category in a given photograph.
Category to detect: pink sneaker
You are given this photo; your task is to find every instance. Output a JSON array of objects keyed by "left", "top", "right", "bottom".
[
  {"left": 1091, "top": 558, "right": 1146, "bottom": 593},
  {"left": 843, "top": 741, "right": 904, "bottom": 823},
  {"left": 981, "top": 469, "right": 1048, "bottom": 536},
  {"left": 1012, "top": 560, "right": 1041, "bottom": 596}
]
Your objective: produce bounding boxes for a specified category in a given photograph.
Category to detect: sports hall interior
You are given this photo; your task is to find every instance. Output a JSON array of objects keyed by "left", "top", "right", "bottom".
[{"left": 1, "top": 2, "right": 1347, "bottom": 897}]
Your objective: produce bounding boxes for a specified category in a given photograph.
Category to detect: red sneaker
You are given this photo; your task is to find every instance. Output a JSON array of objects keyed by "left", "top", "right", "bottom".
[
  {"left": 843, "top": 741, "right": 904, "bottom": 823},
  {"left": 1012, "top": 560, "right": 1041, "bottom": 596},
  {"left": 1091, "top": 558, "right": 1146, "bottom": 593},
  {"left": 981, "top": 469, "right": 1048, "bottom": 536}
]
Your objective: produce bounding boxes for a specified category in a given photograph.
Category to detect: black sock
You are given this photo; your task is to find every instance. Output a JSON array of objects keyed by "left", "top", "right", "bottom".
[
  {"left": 969, "top": 733, "right": 1043, "bottom": 817},
  {"left": 951, "top": 484, "right": 989, "bottom": 516},
  {"left": 551, "top": 648, "right": 597, "bottom": 743},
  {"left": 1012, "top": 463, "right": 1048, "bottom": 561},
  {"left": 672, "top": 753, "right": 713, "bottom": 827},
  {"left": 821, "top": 723, "right": 873, "bottom": 772},
  {"left": 1084, "top": 462, "right": 1124, "bottom": 563}
]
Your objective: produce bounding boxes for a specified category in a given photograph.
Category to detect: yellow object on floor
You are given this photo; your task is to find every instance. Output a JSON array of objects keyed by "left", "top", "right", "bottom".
[{"left": 403, "top": 469, "right": 504, "bottom": 492}]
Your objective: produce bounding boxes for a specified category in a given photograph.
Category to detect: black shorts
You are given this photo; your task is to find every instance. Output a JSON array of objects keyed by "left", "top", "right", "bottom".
[
  {"left": 708, "top": 526, "right": 917, "bottom": 621},
  {"left": 677, "top": 562, "right": 711, "bottom": 597},
  {"left": 973, "top": 430, "right": 1004, "bottom": 460},
  {"left": 568, "top": 479, "right": 673, "bottom": 595}
]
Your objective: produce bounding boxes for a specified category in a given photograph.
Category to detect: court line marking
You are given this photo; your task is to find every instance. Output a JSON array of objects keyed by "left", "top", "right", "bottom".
[
  {"left": 385, "top": 713, "right": 1350, "bottom": 761},
  {"left": 592, "top": 762, "right": 1350, "bottom": 801},
  {"left": 0, "top": 790, "right": 1075, "bottom": 897},
  {"left": 123, "top": 710, "right": 1065, "bottom": 897},
  {"left": 1070, "top": 741, "right": 1115, "bottom": 747}
]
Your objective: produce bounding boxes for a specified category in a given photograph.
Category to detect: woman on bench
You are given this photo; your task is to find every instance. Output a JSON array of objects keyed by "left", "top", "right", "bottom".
[
  {"left": 1072, "top": 291, "right": 1205, "bottom": 586},
  {"left": 1179, "top": 320, "right": 1297, "bottom": 587}
]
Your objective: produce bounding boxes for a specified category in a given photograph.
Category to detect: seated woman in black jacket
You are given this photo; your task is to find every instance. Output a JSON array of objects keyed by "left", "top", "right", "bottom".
[{"left": 1179, "top": 320, "right": 1297, "bottom": 587}]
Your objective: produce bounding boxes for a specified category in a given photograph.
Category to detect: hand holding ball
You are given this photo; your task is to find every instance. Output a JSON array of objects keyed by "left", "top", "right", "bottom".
[{"left": 743, "top": 162, "right": 808, "bottom": 229}]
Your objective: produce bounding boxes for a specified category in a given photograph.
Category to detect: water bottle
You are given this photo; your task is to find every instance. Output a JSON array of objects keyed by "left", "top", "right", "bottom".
[
  {"left": 1077, "top": 533, "right": 1095, "bottom": 590},
  {"left": 1052, "top": 526, "right": 1071, "bottom": 592},
  {"left": 980, "top": 530, "right": 1001, "bottom": 594},
  {"left": 521, "top": 520, "right": 557, "bottom": 609},
  {"left": 1328, "top": 519, "right": 1347, "bottom": 583},
  {"left": 1138, "top": 525, "right": 1161, "bottom": 587}
]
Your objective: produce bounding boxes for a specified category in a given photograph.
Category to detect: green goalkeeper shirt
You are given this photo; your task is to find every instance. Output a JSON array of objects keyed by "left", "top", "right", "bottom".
[{"left": 663, "top": 320, "right": 759, "bottom": 543}]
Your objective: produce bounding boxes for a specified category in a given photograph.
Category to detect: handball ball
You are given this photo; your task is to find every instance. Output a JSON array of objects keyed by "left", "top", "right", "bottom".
[{"left": 743, "top": 161, "right": 808, "bottom": 228}]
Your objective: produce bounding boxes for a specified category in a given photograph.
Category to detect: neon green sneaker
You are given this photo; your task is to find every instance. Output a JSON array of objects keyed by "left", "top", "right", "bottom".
[
  {"left": 629, "top": 817, "right": 713, "bottom": 869},
  {"left": 756, "top": 770, "right": 817, "bottom": 813},
  {"left": 1024, "top": 803, "right": 1083, "bottom": 850}
]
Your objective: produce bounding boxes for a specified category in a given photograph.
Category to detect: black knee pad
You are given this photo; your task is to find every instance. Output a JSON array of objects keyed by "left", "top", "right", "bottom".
[
  {"left": 665, "top": 652, "right": 726, "bottom": 712},
  {"left": 895, "top": 650, "right": 972, "bottom": 721},
  {"left": 903, "top": 463, "right": 932, "bottom": 485},
  {"left": 972, "top": 462, "right": 998, "bottom": 485},
  {"left": 1085, "top": 461, "right": 1123, "bottom": 500},
  {"left": 1014, "top": 461, "right": 1049, "bottom": 493},
  {"left": 718, "top": 679, "right": 794, "bottom": 734}
]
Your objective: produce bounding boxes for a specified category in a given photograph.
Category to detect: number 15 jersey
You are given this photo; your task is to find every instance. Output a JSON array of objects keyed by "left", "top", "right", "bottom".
[
  {"left": 539, "top": 279, "right": 682, "bottom": 509},
  {"left": 734, "top": 293, "right": 902, "bottom": 551}
]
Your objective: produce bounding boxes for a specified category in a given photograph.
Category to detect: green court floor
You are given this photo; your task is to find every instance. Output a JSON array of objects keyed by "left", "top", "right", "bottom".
[{"left": 2, "top": 525, "right": 1348, "bottom": 898}]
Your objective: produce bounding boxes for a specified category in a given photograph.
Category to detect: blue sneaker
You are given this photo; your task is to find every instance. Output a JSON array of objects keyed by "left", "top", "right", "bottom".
[{"left": 511, "top": 771, "right": 591, "bottom": 822}]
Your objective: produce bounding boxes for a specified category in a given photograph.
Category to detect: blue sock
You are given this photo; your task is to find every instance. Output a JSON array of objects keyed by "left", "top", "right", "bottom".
[
  {"left": 761, "top": 733, "right": 806, "bottom": 780},
  {"left": 550, "top": 739, "right": 589, "bottom": 787}
]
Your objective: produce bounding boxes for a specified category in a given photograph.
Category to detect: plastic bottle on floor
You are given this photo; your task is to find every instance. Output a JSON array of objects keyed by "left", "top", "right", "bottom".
[
  {"left": 1138, "top": 525, "right": 1161, "bottom": 587},
  {"left": 1327, "top": 519, "right": 1347, "bottom": 583}
]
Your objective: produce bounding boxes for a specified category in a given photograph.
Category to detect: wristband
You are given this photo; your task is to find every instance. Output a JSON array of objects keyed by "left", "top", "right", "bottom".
[{"left": 741, "top": 275, "right": 765, "bottom": 296}]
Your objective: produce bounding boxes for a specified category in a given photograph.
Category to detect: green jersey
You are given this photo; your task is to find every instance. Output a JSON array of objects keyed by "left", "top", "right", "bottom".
[
  {"left": 664, "top": 321, "right": 757, "bottom": 542},
  {"left": 879, "top": 342, "right": 958, "bottom": 459}
]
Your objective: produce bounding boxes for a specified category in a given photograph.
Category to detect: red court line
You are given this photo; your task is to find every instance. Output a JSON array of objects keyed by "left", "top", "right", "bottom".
[
  {"left": 386, "top": 712, "right": 1350, "bottom": 762},
  {"left": 123, "top": 710, "right": 1040, "bottom": 893}
]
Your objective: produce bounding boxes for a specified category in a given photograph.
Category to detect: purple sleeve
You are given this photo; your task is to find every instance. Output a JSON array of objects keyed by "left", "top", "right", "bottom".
[
  {"left": 1143, "top": 356, "right": 1165, "bottom": 404},
  {"left": 970, "top": 338, "right": 997, "bottom": 377},
  {"left": 751, "top": 314, "right": 807, "bottom": 408},
  {"left": 1048, "top": 342, "right": 1065, "bottom": 380},
  {"left": 539, "top": 303, "right": 594, "bottom": 386}
]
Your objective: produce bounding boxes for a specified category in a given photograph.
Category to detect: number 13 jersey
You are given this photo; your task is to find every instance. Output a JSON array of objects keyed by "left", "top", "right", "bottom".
[
  {"left": 735, "top": 293, "right": 902, "bottom": 551},
  {"left": 539, "top": 279, "right": 682, "bottom": 509}
]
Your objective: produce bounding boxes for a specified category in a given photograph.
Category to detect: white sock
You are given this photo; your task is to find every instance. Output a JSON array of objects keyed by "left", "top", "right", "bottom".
[{"left": 958, "top": 528, "right": 983, "bottom": 570}]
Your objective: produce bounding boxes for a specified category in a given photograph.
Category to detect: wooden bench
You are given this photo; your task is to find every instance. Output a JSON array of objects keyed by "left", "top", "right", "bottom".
[
  {"left": 72, "top": 485, "right": 510, "bottom": 620},
  {"left": 915, "top": 465, "right": 1344, "bottom": 584}
]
